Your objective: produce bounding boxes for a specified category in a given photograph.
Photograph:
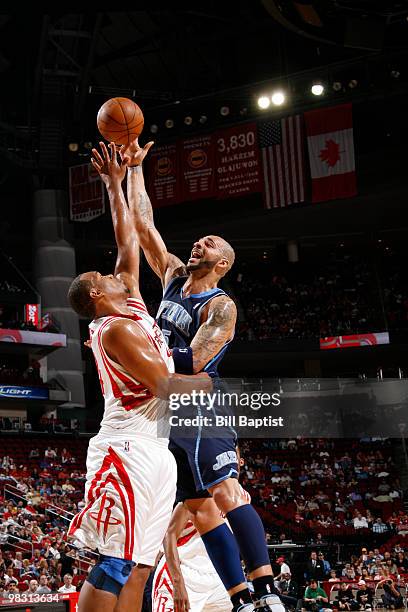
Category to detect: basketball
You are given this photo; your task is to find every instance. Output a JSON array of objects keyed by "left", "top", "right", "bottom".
[{"left": 96, "top": 97, "right": 144, "bottom": 145}]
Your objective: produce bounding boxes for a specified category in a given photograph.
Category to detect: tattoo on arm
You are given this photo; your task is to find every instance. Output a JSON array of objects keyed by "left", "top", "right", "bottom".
[
  {"left": 137, "top": 191, "right": 154, "bottom": 225},
  {"left": 190, "top": 296, "right": 236, "bottom": 373}
]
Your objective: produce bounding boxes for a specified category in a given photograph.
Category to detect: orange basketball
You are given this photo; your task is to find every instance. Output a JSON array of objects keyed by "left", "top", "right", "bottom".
[{"left": 97, "top": 97, "right": 144, "bottom": 145}]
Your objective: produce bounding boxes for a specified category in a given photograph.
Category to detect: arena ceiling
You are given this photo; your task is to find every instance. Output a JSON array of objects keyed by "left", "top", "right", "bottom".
[{"left": 1, "top": 2, "right": 408, "bottom": 129}]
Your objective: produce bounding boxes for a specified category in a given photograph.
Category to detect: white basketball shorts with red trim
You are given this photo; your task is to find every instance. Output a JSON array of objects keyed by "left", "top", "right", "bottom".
[
  {"left": 153, "top": 557, "right": 232, "bottom": 612},
  {"left": 68, "top": 432, "right": 177, "bottom": 565}
]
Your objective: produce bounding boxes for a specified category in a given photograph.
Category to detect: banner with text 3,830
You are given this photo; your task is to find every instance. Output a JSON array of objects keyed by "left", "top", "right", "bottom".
[{"left": 215, "top": 122, "right": 262, "bottom": 198}]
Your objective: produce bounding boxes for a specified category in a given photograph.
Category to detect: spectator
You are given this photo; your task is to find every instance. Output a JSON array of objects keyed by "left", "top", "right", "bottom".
[
  {"left": 303, "top": 579, "right": 329, "bottom": 611},
  {"left": 372, "top": 518, "right": 388, "bottom": 534},
  {"left": 335, "top": 582, "right": 359, "bottom": 611},
  {"left": 318, "top": 552, "right": 331, "bottom": 576},
  {"left": 44, "top": 447, "right": 57, "bottom": 460},
  {"left": 381, "top": 580, "right": 403, "bottom": 609},
  {"left": 58, "top": 573, "right": 76, "bottom": 593},
  {"left": 356, "top": 581, "right": 373, "bottom": 610},
  {"left": 36, "top": 575, "right": 52, "bottom": 594},
  {"left": 275, "top": 556, "right": 291, "bottom": 579},
  {"left": 353, "top": 513, "right": 369, "bottom": 529},
  {"left": 277, "top": 572, "right": 299, "bottom": 609},
  {"left": 306, "top": 551, "right": 326, "bottom": 582},
  {"left": 28, "top": 579, "right": 39, "bottom": 594},
  {"left": 329, "top": 570, "right": 340, "bottom": 583},
  {"left": 3, "top": 568, "right": 18, "bottom": 586}
]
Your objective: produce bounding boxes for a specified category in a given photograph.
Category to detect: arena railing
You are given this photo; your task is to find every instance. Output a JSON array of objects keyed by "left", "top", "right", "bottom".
[{"left": 5, "top": 534, "right": 34, "bottom": 557}]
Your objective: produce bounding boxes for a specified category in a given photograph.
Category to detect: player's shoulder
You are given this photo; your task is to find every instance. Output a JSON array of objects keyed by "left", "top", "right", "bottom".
[
  {"left": 208, "top": 293, "right": 237, "bottom": 316},
  {"left": 102, "top": 316, "right": 144, "bottom": 342}
]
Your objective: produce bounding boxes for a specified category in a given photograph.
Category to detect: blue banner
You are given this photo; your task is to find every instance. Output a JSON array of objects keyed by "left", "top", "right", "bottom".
[{"left": 0, "top": 385, "right": 49, "bottom": 400}]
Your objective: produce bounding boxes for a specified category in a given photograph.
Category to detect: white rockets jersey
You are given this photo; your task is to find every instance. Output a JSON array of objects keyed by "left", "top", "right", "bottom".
[
  {"left": 176, "top": 486, "right": 251, "bottom": 572},
  {"left": 89, "top": 297, "right": 174, "bottom": 437}
]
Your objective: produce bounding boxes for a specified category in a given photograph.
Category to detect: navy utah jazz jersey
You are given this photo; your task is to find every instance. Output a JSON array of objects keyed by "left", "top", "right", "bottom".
[{"left": 156, "top": 276, "right": 232, "bottom": 376}]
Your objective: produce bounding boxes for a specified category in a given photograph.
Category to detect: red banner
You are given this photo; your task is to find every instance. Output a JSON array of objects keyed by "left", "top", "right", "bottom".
[
  {"left": 69, "top": 163, "right": 106, "bottom": 222},
  {"left": 147, "top": 143, "right": 180, "bottom": 208},
  {"left": 180, "top": 134, "right": 216, "bottom": 201},
  {"left": 25, "top": 303, "right": 40, "bottom": 327},
  {"left": 320, "top": 332, "right": 390, "bottom": 350},
  {"left": 215, "top": 122, "right": 262, "bottom": 198}
]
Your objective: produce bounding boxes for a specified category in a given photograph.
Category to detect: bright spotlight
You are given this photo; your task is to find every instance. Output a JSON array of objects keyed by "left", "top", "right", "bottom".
[
  {"left": 257, "top": 96, "right": 270, "bottom": 109},
  {"left": 271, "top": 91, "right": 285, "bottom": 106},
  {"left": 311, "top": 83, "right": 324, "bottom": 96}
]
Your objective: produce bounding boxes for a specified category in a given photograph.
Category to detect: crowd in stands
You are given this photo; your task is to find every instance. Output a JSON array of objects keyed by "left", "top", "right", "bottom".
[
  {"left": 272, "top": 541, "right": 408, "bottom": 610},
  {"left": 0, "top": 438, "right": 90, "bottom": 598},
  {"left": 231, "top": 249, "right": 408, "bottom": 343},
  {"left": 240, "top": 438, "right": 403, "bottom": 539},
  {"left": 233, "top": 255, "right": 382, "bottom": 342},
  {"left": 0, "top": 435, "right": 406, "bottom": 603}
]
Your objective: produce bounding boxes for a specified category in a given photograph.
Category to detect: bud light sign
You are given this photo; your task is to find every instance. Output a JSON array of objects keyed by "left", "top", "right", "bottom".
[{"left": 0, "top": 385, "right": 49, "bottom": 400}]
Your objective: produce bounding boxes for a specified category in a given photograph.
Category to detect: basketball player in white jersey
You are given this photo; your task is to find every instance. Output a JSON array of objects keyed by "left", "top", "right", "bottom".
[
  {"left": 67, "top": 141, "right": 211, "bottom": 612},
  {"left": 153, "top": 502, "right": 232, "bottom": 612},
  {"left": 153, "top": 481, "right": 252, "bottom": 612}
]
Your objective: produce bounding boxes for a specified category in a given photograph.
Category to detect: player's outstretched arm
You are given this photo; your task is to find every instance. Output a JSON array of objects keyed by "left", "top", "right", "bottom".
[
  {"left": 190, "top": 295, "right": 237, "bottom": 374},
  {"left": 121, "top": 139, "right": 187, "bottom": 288},
  {"left": 91, "top": 141, "right": 140, "bottom": 298},
  {"left": 103, "top": 319, "right": 212, "bottom": 398},
  {"left": 163, "top": 503, "right": 191, "bottom": 612}
]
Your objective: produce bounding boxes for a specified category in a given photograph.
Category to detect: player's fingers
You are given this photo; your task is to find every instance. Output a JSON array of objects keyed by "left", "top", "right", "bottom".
[
  {"left": 118, "top": 144, "right": 126, "bottom": 161},
  {"left": 99, "top": 141, "right": 110, "bottom": 163},
  {"left": 90, "top": 158, "right": 101, "bottom": 173},
  {"left": 144, "top": 141, "right": 154, "bottom": 152},
  {"left": 109, "top": 141, "right": 117, "bottom": 162},
  {"left": 91, "top": 148, "right": 104, "bottom": 166}
]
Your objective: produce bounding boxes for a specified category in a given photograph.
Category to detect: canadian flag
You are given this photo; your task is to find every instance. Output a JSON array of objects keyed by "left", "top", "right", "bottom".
[{"left": 305, "top": 103, "right": 357, "bottom": 203}]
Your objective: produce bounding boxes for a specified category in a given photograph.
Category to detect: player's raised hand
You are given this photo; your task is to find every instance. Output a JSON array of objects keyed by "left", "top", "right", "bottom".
[
  {"left": 120, "top": 138, "right": 154, "bottom": 167},
  {"left": 91, "top": 141, "right": 127, "bottom": 185}
]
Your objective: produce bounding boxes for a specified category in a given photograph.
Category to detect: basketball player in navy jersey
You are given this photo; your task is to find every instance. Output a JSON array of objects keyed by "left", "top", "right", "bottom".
[
  {"left": 121, "top": 139, "right": 284, "bottom": 612},
  {"left": 68, "top": 141, "right": 211, "bottom": 612}
]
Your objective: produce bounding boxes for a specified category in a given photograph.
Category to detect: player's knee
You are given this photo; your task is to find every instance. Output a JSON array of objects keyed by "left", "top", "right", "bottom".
[{"left": 210, "top": 480, "right": 247, "bottom": 513}]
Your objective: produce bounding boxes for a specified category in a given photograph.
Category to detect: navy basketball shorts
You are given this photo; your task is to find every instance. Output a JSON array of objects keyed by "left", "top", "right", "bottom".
[
  {"left": 169, "top": 434, "right": 239, "bottom": 502},
  {"left": 169, "top": 377, "right": 239, "bottom": 501}
]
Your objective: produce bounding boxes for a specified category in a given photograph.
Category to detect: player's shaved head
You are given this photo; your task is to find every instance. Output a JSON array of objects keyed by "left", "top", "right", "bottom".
[
  {"left": 68, "top": 273, "right": 96, "bottom": 319},
  {"left": 211, "top": 235, "right": 235, "bottom": 275}
]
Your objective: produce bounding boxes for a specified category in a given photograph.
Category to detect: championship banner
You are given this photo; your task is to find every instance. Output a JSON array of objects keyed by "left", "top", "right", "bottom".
[
  {"left": 180, "top": 134, "right": 216, "bottom": 201},
  {"left": 0, "top": 328, "right": 66, "bottom": 347},
  {"left": 320, "top": 331, "right": 390, "bottom": 350},
  {"left": 215, "top": 122, "right": 262, "bottom": 198},
  {"left": 0, "top": 385, "right": 49, "bottom": 400},
  {"left": 69, "top": 163, "right": 106, "bottom": 222},
  {"left": 147, "top": 143, "right": 180, "bottom": 207}
]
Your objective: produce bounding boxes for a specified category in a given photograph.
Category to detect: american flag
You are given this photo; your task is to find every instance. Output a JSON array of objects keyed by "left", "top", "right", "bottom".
[{"left": 259, "top": 116, "right": 306, "bottom": 209}]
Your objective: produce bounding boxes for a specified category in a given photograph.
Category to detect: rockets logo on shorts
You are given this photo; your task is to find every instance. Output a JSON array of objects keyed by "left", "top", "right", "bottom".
[{"left": 89, "top": 493, "right": 121, "bottom": 540}]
